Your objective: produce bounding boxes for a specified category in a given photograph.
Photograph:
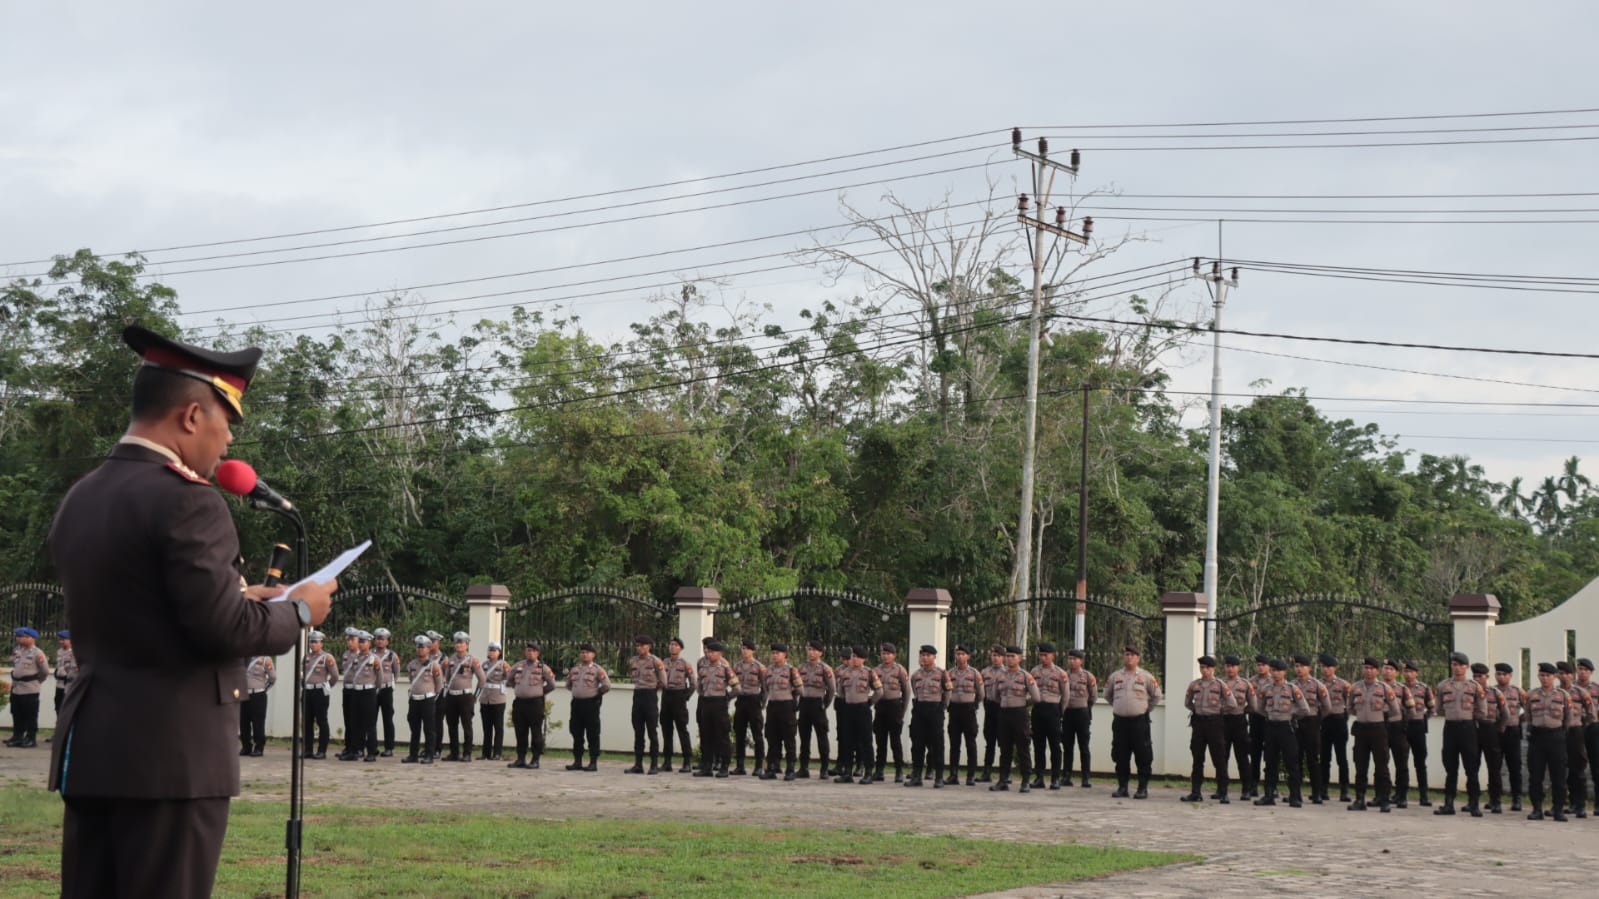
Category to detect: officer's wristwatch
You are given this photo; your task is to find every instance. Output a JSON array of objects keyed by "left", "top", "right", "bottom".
[{"left": 290, "top": 598, "right": 311, "bottom": 627}]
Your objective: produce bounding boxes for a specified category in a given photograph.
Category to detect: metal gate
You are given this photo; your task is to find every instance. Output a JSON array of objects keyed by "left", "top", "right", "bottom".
[
  {"left": 319, "top": 584, "right": 467, "bottom": 642},
  {"left": 1211, "top": 594, "right": 1452, "bottom": 682},
  {"left": 501, "top": 587, "right": 676, "bottom": 678},
  {"left": 0, "top": 582, "right": 65, "bottom": 644},
  {"left": 713, "top": 587, "right": 906, "bottom": 664},
  {"left": 946, "top": 590, "right": 1167, "bottom": 682}
]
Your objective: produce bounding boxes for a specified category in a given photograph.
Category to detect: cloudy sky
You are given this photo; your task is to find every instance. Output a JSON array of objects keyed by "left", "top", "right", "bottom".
[{"left": 4, "top": 2, "right": 1598, "bottom": 491}]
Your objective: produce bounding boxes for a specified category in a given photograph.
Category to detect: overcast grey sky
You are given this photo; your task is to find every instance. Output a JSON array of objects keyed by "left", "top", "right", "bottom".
[{"left": 4, "top": 2, "right": 1598, "bottom": 490}]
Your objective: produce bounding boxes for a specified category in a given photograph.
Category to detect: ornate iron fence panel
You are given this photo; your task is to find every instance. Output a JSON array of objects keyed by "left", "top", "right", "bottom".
[
  {"left": 501, "top": 587, "right": 675, "bottom": 679},
  {"left": 1211, "top": 594, "right": 1453, "bottom": 683},
  {"left": 0, "top": 583, "right": 66, "bottom": 649},
  {"left": 713, "top": 588, "right": 907, "bottom": 666},
  {"left": 320, "top": 585, "right": 467, "bottom": 642},
  {"left": 947, "top": 590, "right": 1167, "bottom": 683}
]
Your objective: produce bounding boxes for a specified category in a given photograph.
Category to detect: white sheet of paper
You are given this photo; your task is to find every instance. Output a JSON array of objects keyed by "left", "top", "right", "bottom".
[{"left": 267, "top": 539, "right": 371, "bottom": 601}]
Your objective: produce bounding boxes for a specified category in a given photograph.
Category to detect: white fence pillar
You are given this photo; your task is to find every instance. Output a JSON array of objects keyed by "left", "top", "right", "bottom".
[
  {"left": 905, "top": 588, "right": 952, "bottom": 655},
  {"left": 674, "top": 586, "right": 720, "bottom": 669},
  {"left": 1159, "top": 591, "right": 1207, "bottom": 776},
  {"left": 467, "top": 583, "right": 510, "bottom": 649},
  {"left": 1449, "top": 593, "right": 1500, "bottom": 666}
]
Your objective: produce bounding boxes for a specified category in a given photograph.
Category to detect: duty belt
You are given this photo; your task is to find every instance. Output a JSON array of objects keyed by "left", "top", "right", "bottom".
[
  {"left": 447, "top": 689, "right": 472, "bottom": 695},
  {"left": 250, "top": 688, "right": 268, "bottom": 694},
  {"left": 411, "top": 692, "right": 437, "bottom": 700},
  {"left": 344, "top": 684, "right": 375, "bottom": 691}
]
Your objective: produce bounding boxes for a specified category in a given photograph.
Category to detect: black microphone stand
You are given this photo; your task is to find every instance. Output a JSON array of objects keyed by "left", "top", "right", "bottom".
[{"left": 256, "top": 501, "right": 309, "bottom": 899}]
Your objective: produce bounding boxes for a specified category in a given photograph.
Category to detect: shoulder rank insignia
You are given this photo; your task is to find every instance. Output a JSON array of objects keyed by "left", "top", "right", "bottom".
[{"left": 165, "top": 460, "right": 211, "bottom": 484}]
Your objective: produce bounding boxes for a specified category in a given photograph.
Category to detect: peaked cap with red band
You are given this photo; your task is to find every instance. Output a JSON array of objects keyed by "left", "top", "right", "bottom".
[{"left": 123, "top": 324, "right": 263, "bottom": 420}]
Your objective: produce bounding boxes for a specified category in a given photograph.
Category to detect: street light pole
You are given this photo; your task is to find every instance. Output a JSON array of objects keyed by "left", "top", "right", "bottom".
[{"left": 1193, "top": 258, "right": 1239, "bottom": 655}]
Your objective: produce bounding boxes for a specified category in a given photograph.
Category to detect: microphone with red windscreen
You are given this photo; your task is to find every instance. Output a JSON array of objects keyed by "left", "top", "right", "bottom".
[{"left": 216, "top": 459, "right": 296, "bottom": 512}]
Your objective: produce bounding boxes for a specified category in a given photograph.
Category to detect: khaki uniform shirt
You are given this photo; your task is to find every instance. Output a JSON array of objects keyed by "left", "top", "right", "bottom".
[
  {"left": 1293, "top": 675, "right": 1330, "bottom": 718},
  {"left": 55, "top": 647, "right": 79, "bottom": 685},
  {"left": 875, "top": 662, "right": 910, "bottom": 701},
  {"left": 1255, "top": 681, "right": 1311, "bottom": 722},
  {"left": 1435, "top": 677, "right": 1487, "bottom": 721},
  {"left": 836, "top": 665, "right": 881, "bottom": 705},
  {"left": 304, "top": 650, "right": 338, "bottom": 689},
  {"left": 910, "top": 666, "right": 951, "bottom": 706},
  {"left": 993, "top": 668, "right": 1041, "bottom": 709},
  {"left": 982, "top": 664, "right": 1007, "bottom": 703},
  {"left": 629, "top": 653, "right": 667, "bottom": 691},
  {"left": 444, "top": 653, "right": 485, "bottom": 694},
  {"left": 1065, "top": 668, "right": 1098, "bottom": 709},
  {"left": 245, "top": 656, "right": 276, "bottom": 692},
  {"left": 1105, "top": 667, "right": 1161, "bottom": 717},
  {"left": 567, "top": 661, "right": 611, "bottom": 700},
  {"left": 1402, "top": 680, "right": 1434, "bottom": 720},
  {"left": 375, "top": 649, "right": 400, "bottom": 689},
  {"left": 344, "top": 650, "right": 381, "bottom": 688},
  {"left": 1184, "top": 677, "right": 1237, "bottom": 716},
  {"left": 1525, "top": 686, "right": 1576, "bottom": 729},
  {"left": 1349, "top": 679, "right": 1400, "bottom": 724},
  {"left": 1250, "top": 673, "right": 1274, "bottom": 714},
  {"left": 1474, "top": 683, "right": 1507, "bottom": 726},
  {"left": 9, "top": 646, "right": 49, "bottom": 696},
  {"left": 734, "top": 658, "right": 767, "bottom": 697},
  {"left": 1222, "top": 675, "right": 1254, "bottom": 717},
  {"left": 663, "top": 657, "right": 695, "bottom": 691},
  {"left": 949, "top": 665, "right": 983, "bottom": 704},
  {"left": 1565, "top": 684, "right": 1596, "bottom": 727},
  {"left": 509, "top": 659, "right": 556, "bottom": 699},
  {"left": 1576, "top": 681, "right": 1599, "bottom": 725},
  {"left": 1499, "top": 683, "right": 1527, "bottom": 729},
  {"left": 697, "top": 658, "right": 736, "bottom": 698},
  {"left": 407, "top": 656, "right": 443, "bottom": 697},
  {"left": 1031, "top": 663, "right": 1069, "bottom": 709},
  {"left": 764, "top": 663, "right": 803, "bottom": 703},
  {"left": 480, "top": 658, "right": 510, "bottom": 705},
  {"left": 798, "top": 660, "right": 835, "bottom": 702},
  {"left": 1323, "top": 675, "right": 1351, "bottom": 715}
]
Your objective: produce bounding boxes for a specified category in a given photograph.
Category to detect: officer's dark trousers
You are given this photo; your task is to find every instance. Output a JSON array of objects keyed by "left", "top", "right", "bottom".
[
  {"left": 61, "top": 794, "right": 230, "bottom": 899},
  {"left": 700, "top": 696, "right": 732, "bottom": 769},
  {"left": 873, "top": 697, "right": 906, "bottom": 775},
  {"left": 408, "top": 696, "right": 439, "bottom": 758},
  {"left": 734, "top": 694, "right": 764, "bottom": 770},
  {"left": 633, "top": 690, "right": 661, "bottom": 765},
  {"left": 982, "top": 699, "right": 1001, "bottom": 770},
  {"left": 1565, "top": 726, "right": 1588, "bottom": 810},
  {"left": 1352, "top": 721, "right": 1391, "bottom": 800},
  {"left": 909, "top": 700, "right": 944, "bottom": 777},
  {"left": 303, "top": 688, "right": 331, "bottom": 753},
  {"left": 1479, "top": 720, "right": 1504, "bottom": 805},
  {"left": 836, "top": 701, "right": 872, "bottom": 777},
  {"left": 662, "top": 688, "right": 693, "bottom": 767},
  {"left": 1261, "top": 720, "right": 1302, "bottom": 801},
  {"left": 11, "top": 693, "right": 39, "bottom": 740},
  {"left": 1387, "top": 720, "right": 1411, "bottom": 801},
  {"left": 1295, "top": 716, "right": 1323, "bottom": 797},
  {"left": 54, "top": 685, "right": 67, "bottom": 714},
  {"left": 1111, "top": 713, "right": 1154, "bottom": 788},
  {"left": 1223, "top": 713, "right": 1252, "bottom": 793},
  {"left": 444, "top": 693, "right": 476, "bottom": 757},
  {"left": 1063, "top": 706, "right": 1093, "bottom": 781},
  {"left": 1528, "top": 725, "right": 1568, "bottom": 812},
  {"left": 239, "top": 692, "right": 268, "bottom": 752},
  {"left": 480, "top": 702, "right": 505, "bottom": 757},
  {"left": 765, "top": 699, "right": 797, "bottom": 771},
  {"left": 1405, "top": 717, "right": 1430, "bottom": 800},
  {"left": 1585, "top": 724, "right": 1599, "bottom": 810},
  {"left": 511, "top": 696, "right": 546, "bottom": 761},
  {"left": 570, "top": 696, "right": 602, "bottom": 764},
  {"left": 1031, "top": 701, "right": 1064, "bottom": 780},
  {"left": 947, "top": 702, "right": 979, "bottom": 776},
  {"left": 1247, "top": 712, "right": 1267, "bottom": 790},
  {"left": 1440, "top": 718, "right": 1481, "bottom": 805},
  {"left": 1321, "top": 712, "right": 1350, "bottom": 796},
  {"left": 377, "top": 686, "right": 396, "bottom": 752},
  {"left": 344, "top": 689, "right": 377, "bottom": 756},
  {"left": 996, "top": 706, "right": 1032, "bottom": 783},
  {"left": 1501, "top": 725, "right": 1525, "bottom": 799},
  {"left": 834, "top": 697, "right": 849, "bottom": 772},
  {"left": 797, "top": 696, "right": 829, "bottom": 772},
  {"left": 1189, "top": 715, "right": 1227, "bottom": 793}
]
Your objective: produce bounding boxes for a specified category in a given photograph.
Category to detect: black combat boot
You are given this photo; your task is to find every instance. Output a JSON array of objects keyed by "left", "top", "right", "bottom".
[
  {"left": 932, "top": 767, "right": 944, "bottom": 788},
  {"left": 1134, "top": 779, "right": 1149, "bottom": 800},
  {"left": 1347, "top": 791, "right": 1366, "bottom": 812},
  {"left": 1112, "top": 781, "right": 1130, "bottom": 798},
  {"left": 976, "top": 765, "right": 993, "bottom": 784},
  {"left": 784, "top": 767, "right": 797, "bottom": 782},
  {"left": 1527, "top": 806, "right": 1544, "bottom": 820},
  {"left": 904, "top": 767, "right": 921, "bottom": 787},
  {"left": 1511, "top": 794, "right": 1522, "bottom": 812}
]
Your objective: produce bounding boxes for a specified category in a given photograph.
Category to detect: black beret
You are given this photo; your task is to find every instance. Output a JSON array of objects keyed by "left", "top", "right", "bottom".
[
  {"left": 1223, "top": 655, "right": 1241, "bottom": 666},
  {"left": 1123, "top": 645, "right": 1141, "bottom": 655},
  {"left": 990, "top": 644, "right": 1006, "bottom": 654},
  {"left": 851, "top": 645, "right": 868, "bottom": 659},
  {"left": 1292, "top": 654, "right": 1311, "bottom": 666},
  {"left": 524, "top": 640, "right": 541, "bottom": 650},
  {"left": 702, "top": 636, "right": 715, "bottom": 645},
  {"left": 955, "top": 644, "right": 972, "bottom": 654},
  {"left": 706, "top": 641, "right": 725, "bottom": 653},
  {"left": 578, "top": 642, "right": 596, "bottom": 652},
  {"left": 880, "top": 642, "right": 897, "bottom": 654},
  {"left": 1362, "top": 657, "right": 1381, "bottom": 668},
  {"left": 741, "top": 639, "right": 756, "bottom": 651},
  {"left": 634, "top": 635, "right": 654, "bottom": 646},
  {"left": 1005, "top": 645, "right": 1023, "bottom": 655},
  {"left": 1580, "top": 658, "right": 1595, "bottom": 671},
  {"left": 771, "top": 643, "right": 788, "bottom": 653},
  {"left": 1254, "top": 654, "right": 1270, "bottom": 664},
  {"left": 807, "top": 639, "right": 825, "bottom": 652},
  {"left": 1449, "top": 652, "right": 1470, "bottom": 665},
  {"left": 1402, "top": 659, "right": 1419, "bottom": 671},
  {"left": 670, "top": 636, "right": 685, "bottom": 648},
  {"left": 919, "top": 644, "right": 937, "bottom": 655},
  {"left": 1198, "top": 655, "right": 1216, "bottom": 667},
  {"left": 1539, "top": 662, "right": 1559, "bottom": 674},
  {"left": 1470, "top": 662, "right": 1489, "bottom": 675},
  {"left": 1037, "top": 642, "right": 1056, "bottom": 654},
  {"left": 1557, "top": 660, "right": 1575, "bottom": 674},
  {"left": 1067, "top": 648, "right": 1086, "bottom": 660},
  {"left": 1318, "top": 653, "right": 1337, "bottom": 667},
  {"left": 1269, "top": 658, "right": 1288, "bottom": 671},
  {"left": 1494, "top": 662, "right": 1513, "bottom": 674}
]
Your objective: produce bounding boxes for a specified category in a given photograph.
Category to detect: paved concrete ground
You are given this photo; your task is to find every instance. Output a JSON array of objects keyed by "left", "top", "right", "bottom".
[{"left": 3, "top": 747, "right": 1592, "bottom": 897}]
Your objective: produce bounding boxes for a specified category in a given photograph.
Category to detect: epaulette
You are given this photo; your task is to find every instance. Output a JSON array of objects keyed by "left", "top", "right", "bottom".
[{"left": 164, "top": 460, "right": 211, "bottom": 485}]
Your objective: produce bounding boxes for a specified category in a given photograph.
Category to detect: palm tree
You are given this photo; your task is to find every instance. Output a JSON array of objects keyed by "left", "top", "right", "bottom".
[
  {"left": 1533, "top": 476, "right": 1564, "bottom": 531},
  {"left": 1559, "top": 456, "right": 1591, "bottom": 504},
  {"left": 1496, "top": 476, "right": 1531, "bottom": 520}
]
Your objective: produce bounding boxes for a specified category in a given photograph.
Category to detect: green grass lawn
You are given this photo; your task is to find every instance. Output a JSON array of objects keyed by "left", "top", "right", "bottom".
[{"left": 0, "top": 781, "right": 1187, "bottom": 898}]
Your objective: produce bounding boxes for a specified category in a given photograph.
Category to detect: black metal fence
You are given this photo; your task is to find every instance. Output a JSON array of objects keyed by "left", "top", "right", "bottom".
[
  {"left": 946, "top": 591, "right": 1167, "bottom": 683},
  {"left": 0, "top": 583, "right": 66, "bottom": 652},
  {"left": 319, "top": 584, "right": 468, "bottom": 643},
  {"left": 713, "top": 588, "right": 907, "bottom": 666},
  {"left": 1211, "top": 594, "right": 1453, "bottom": 684},
  {"left": 501, "top": 587, "right": 675, "bottom": 679}
]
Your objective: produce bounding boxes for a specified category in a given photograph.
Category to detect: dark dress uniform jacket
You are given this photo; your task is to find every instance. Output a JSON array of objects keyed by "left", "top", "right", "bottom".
[{"left": 47, "top": 442, "right": 302, "bottom": 799}]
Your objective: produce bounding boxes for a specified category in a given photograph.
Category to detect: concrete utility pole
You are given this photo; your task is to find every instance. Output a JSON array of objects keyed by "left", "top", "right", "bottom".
[
  {"left": 1193, "top": 258, "right": 1239, "bottom": 655},
  {"left": 1010, "top": 128, "right": 1091, "bottom": 648}
]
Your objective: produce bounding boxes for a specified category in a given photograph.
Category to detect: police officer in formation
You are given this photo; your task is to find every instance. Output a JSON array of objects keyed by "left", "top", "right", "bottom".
[
  {"left": 1181, "top": 655, "right": 1238, "bottom": 803},
  {"left": 566, "top": 642, "right": 611, "bottom": 771},
  {"left": 906, "top": 644, "right": 950, "bottom": 787},
  {"left": 695, "top": 640, "right": 736, "bottom": 777},
  {"left": 1575, "top": 659, "right": 1599, "bottom": 816},
  {"left": 1319, "top": 654, "right": 1353, "bottom": 803},
  {"left": 1106, "top": 645, "right": 1161, "bottom": 799},
  {"left": 987, "top": 645, "right": 1040, "bottom": 792},
  {"left": 6, "top": 628, "right": 50, "bottom": 747},
  {"left": 301, "top": 630, "right": 337, "bottom": 759},
  {"left": 403, "top": 634, "right": 444, "bottom": 764},
  {"left": 441, "top": 631, "right": 485, "bottom": 762},
  {"left": 795, "top": 639, "right": 834, "bottom": 779},
  {"left": 761, "top": 643, "right": 804, "bottom": 780},
  {"left": 1291, "top": 654, "right": 1332, "bottom": 804},
  {"left": 1401, "top": 659, "right": 1436, "bottom": 806},
  {"left": 1347, "top": 657, "right": 1399, "bottom": 812},
  {"left": 661, "top": 636, "right": 697, "bottom": 773},
  {"left": 338, "top": 630, "right": 381, "bottom": 762},
  {"left": 1555, "top": 661, "right": 1594, "bottom": 817},
  {"left": 732, "top": 640, "right": 767, "bottom": 775},
  {"left": 1254, "top": 658, "right": 1311, "bottom": 807},
  {"left": 944, "top": 644, "right": 983, "bottom": 785},
  {"left": 626, "top": 635, "right": 667, "bottom": 774},
  {"left": 1219, "top": 655, "right": 1256, "bottom": 799},
  {"left": 240, "top": 654, "right": 275, "bottom": 756},
  {"left": 1062, "top": 647, "right": 1097, "bottom": 787},
  {"left": 478, "top": 641, "right": 510, "bottom": 761},
  {"left": 833, "top": 646, "right": 881, "bottom": 783},
  {"left": 1495, "top": 661, "right": 1528, "bottom": 811},
  {"left": 1526, "top": 661, "right": 1577, "bottom": 820},
  {"left": 873, "top": 643, "right": 911, "bottom": 783},
  {"left": 373, "top": 628, "right": 400, "bottom": 756},
  {"left": 1435, "top": 651, "right": 1488, "bottom": 816},
  {"left": 506, "top": 640, "right": 556, "bottom": 769},
  {"left": 1029, "top": 643, "right": 1069, "bottom": 790},
  {"left": 1471, "top": 661, "right": 1508, "bottom": 812},
  {"left": 53, "top": 630, "right": 77, "bottom": 720},
  {"left": 1244, "top": 655, "right": 1272, "bottom": 799},
  {"left": 978, "top": 645, "right": 1006, "bottom": 783}
]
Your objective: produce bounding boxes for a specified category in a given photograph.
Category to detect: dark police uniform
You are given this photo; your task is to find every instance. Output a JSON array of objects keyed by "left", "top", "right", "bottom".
[
  {"left": 1253, "top": 661, "right": 1310, "bottom": 807},
  {"left": 832, "top": 651, "right": 881, "bottom": 784},
  {"left": 1318, "top": 655, "right": 1353, "bottom": 802},
  {"left": 873, "top": 645, "right": 911, "bottom": 782},
  {"left": 1220, "top": 658, "right": 1255, "bottom": 799},
  {"left": 906, "top": 646, "right": 950, "bottom": 788},
  {"left": 1434, "top": 655, "right": 1488, "bottom": 816},
  {"left": 506, "top": 645, "right": 555, "bottom": 768},
  {"left": 945, "top": 648, "right": 984, "bottom": 785},
  {"left": 1401, "top": 663, "right": 1435, "bottom": 805},
  {"left": 732, "top": 644, "right": 768, "bottom": 775},
  {"left": 1525, "top": 664, "right": 1575, "bottom": 821},
  {"left": 1181, "top": 657, "right": 1237, "bottom": 803},
  {"left": 1029, "top": 645, "right": 1069, "bottom": 789},
  {"left": 566, "top": 647, "right": 612, "bottom": 771},
  {"left": 47, "top": 326, "right": 305, "bottom": 899},
  {"left": 661, "top": 643, "right": 697, "bottom": 773},
  {"left": 627, "top": 639, "right": 668, "bottom": 774},
  {"left": 1347, "top": 659, "right": 1400, "bottom": 811},
  {"left": 761, "top": 646, "right": 804, "bottom": 780},
  {"left": 989, "top": 654, "right": 1040, "bottom": 793},
  {"left": 980, "top": 649, "right": 1007, "bottom": 782},
  {"left": 1494, "top": 664, "right": 1527, "bottom": 812},
  {"left": 1062, "top": 650, "right": 1098, "bottom": 787},
  {"left": 795, "top": 642, "right": 834, "bottom": 779}
]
